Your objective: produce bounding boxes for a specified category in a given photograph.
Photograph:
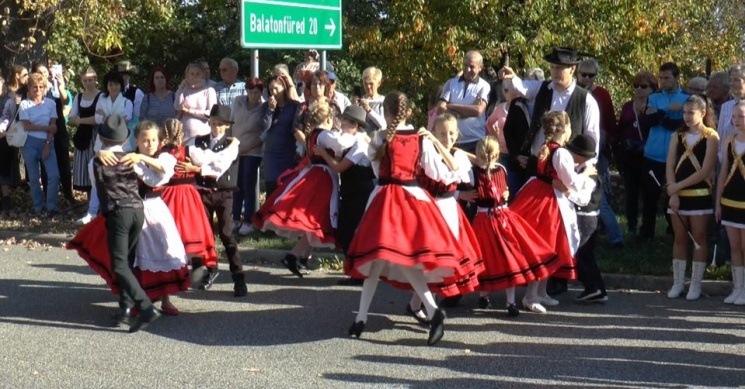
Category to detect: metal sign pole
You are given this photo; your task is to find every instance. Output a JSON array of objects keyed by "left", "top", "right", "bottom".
[
  {"left": 321, "top": 50, "right": 327, "bottom": 72},
  {"left": 252, "top": 50, "right": 260, "bottom": 78}
]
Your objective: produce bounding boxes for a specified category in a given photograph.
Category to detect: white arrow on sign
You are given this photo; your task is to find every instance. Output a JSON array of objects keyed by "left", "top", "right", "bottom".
[{"left": 324, "top": 18, "right": 336, "bottom": 36}]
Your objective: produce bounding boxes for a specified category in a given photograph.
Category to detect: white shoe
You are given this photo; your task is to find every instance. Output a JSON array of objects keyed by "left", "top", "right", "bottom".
[
  {"left": 238, "top": 223, "right": 253, "bottom": 236},
  {"left": 522, "top": 297, "right": 547, "bottom": 314},
  {"left": 686, "top": 261, "right": 706, "bottom": 301},
  {"left": 724, "top": 266, "right": 743, "bottom": 304},
  {"left": 76, "top": 213, "right": 94, "bottom": 225},
  {"left": 668, "top": 259, "right": 687, "bottom": 299},
  {"left": 231, "top": 220, "right": 241, "bottom": 231},
  {"left": 536, "top": 295, "right": 560, "bottom": 306}
]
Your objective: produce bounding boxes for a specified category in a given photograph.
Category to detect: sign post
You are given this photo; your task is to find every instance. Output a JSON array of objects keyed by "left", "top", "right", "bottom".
[{"left": 241, "top": 0, "right": 343, "bottom": 50}]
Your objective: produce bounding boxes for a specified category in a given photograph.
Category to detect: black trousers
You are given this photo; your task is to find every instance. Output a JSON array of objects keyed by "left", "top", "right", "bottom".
[
  {"left": 620, "top": 163, "right": 644, "bottom": 232},
  {"left": 201, "top": 189, "right": 243, "bottom": 277},
  {"left": 105, "top": 208, "right": 151, "bottom": 310},
  {"left": 575, "top": 215, "right": 606, "bottom": 293},
  {"left": 640, "top": 158, "right": 672, "bottom": 237}
]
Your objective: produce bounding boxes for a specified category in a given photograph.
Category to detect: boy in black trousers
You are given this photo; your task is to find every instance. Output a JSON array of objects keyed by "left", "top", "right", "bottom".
[{"left": 95, "top": 115, "right": 160, "bottom": 332}]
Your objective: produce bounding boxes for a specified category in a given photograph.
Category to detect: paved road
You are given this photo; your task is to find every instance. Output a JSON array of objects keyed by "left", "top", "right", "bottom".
[{"left": 1, "top": 245, "right": 744, "bottom": 389}]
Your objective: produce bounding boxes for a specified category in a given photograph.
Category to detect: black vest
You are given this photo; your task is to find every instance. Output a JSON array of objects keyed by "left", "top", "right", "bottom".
[
  {"left": 530, "top": 81, "right": 588, "bottom": 141},
  {"left": 123, "top": 85, "right": 139, "bottom": 103},
  {"left": 194, "top": 134, "right": 239, "bottom": 190},
  {"left": 93, "top": 151, "right": 143, "bottom": 213}
]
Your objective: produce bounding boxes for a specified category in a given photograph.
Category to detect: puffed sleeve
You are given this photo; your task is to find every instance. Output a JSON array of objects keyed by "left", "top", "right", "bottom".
[
  {"left": 135, "top": 153, "right": 177, "bottom": 187},
  {"left": 452, "top": 149, "right": 474, "bottom": 184},
  {"left": 420, "top": 137, "right": 459, "bottom": 185},
  {"left": 553, "top": 147, "right": 595, "bottom": 206},
  {"left": 317, "top": 130, "right": 357, "bottom": 157}
]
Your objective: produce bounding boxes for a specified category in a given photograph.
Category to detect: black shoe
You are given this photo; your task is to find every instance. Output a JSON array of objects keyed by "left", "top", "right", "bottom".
[
  {"left": 405, "top": 304, "right": 430, "bottom": 326},
  {"left": 583, "top": 291, "right": 609, "bottom": 304},
  {"left": 112, "top": 306, "right": 134, "bottom": 326},
  {"left": 574, "top": 289, "right": 602, "bottom": 302},
  {"left": 506, "top": 303, "right": 520, "bottom": 317},
  {"left": 427, "top": 308, "right": 446, "bottom": 346},
  {"left": 203, "top": 269, "right": 220, "bottom": 290},
  {"left": 233, "top": 281, "right": 248, "bottom": 297},
  {"left": 546, "top": 278, "right": 568, "bottom": 297},
  {"left": 128, "top": 306, "right": 161, "bottom": 333},
  {"left": 298, "top": 255, "right": 310, "bottom": 270},
  {"left": 439, "top": 295, "right": 462, "bottom": 308},
  {"left": 348, "top": 321, "right": 365, "bottom": 338},
  {"left": 337, "top": 277, "right": 364, "bottom": 286},
  {"left": 478, "top": 296, "right": 491, "bottom": 309},
  {"left": 281, "top": 254, "right": 303, "bottom": 278}
]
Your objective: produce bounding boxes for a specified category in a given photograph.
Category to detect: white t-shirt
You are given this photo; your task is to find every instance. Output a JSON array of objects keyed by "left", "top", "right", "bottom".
[{"left": 19, "top": 98, "right": 58, "bottom": 140}]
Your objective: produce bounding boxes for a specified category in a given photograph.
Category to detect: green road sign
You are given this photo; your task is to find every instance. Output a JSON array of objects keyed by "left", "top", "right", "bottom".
[{"left": 241, "top": 0, "right": 343, "bottom": 49}]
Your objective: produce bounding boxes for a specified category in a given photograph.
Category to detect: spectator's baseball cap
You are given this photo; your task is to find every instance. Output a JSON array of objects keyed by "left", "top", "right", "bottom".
[{"left": 326, "top": 71, "right": 337, "bottom": 82}]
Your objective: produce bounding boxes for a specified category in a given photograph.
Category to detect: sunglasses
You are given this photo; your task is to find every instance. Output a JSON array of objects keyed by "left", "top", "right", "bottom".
[
  {"left": 633, "top": 84, "right": 650, "bottom": 89},
  {"left": 580, "top": 73, "right": 596, "bottom": 78}
]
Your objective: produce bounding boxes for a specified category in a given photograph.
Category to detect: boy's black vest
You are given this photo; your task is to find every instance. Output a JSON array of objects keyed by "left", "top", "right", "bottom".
[
  {"left": 93, "top": 151, "right": 143, "bottom": 213},
  {"left": 194, "top": 134, "right": 238, "bottom": 190},
  {"left": 576, "top": 175, "right": 603, "bottom": 214},
  {"left": 123, "top": 84, "right": 140, "bottom": 105}
]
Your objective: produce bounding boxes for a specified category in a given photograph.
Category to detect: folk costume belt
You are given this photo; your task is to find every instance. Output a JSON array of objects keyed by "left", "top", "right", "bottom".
[
  {"left": 378, "top": 178, "right": 418, "bottom": 186},
  {"left": 477, "top": 205, "right": 508, "bottom": 213}
]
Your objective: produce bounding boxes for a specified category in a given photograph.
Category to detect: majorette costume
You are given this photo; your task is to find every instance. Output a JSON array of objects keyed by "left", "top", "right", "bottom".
[
  {"left": 721, "top": 134, "right": 745, "bottom": 228},
  {"left": 160, "top": 145, "right": 218, "bottom": 268},
  {"left": 668, "top": 127, "right": 717, "bottom": 216},
  {"left": 68, "top": 152, "right": 191, "bottom": 300},
  {"left": 416, "top": 148, "right": 484, "bottom": 296},
  {"left": 471, "top": 164, "right": 560, "bottom": 291},
  {"left": 344, "top": 126, "right": 482, "bottom": 296},
  {"left": 509, "top": 142, "right": 581, "bottom": 280},
  {"left": 254, "top": 128, "right": 351, "bottom": 248}
]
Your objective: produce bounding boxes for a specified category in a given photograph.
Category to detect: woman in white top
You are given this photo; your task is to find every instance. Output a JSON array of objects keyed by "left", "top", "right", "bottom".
[
  {"left": 18, "top": 73, "right": 60, "bottom": 215},
  {"left": 174, "top": 62, "right": 217, "bottom": 141}
]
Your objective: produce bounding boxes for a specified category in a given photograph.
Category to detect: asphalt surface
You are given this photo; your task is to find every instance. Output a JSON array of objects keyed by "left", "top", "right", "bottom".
[{"left": 1, "top": 244, "right": 744, "bottom": 389}]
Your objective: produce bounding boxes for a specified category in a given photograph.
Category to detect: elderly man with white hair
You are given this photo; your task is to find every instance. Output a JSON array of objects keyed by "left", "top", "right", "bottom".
[{"left": 215, "top": 57, "right": 246, "bottom": 107}]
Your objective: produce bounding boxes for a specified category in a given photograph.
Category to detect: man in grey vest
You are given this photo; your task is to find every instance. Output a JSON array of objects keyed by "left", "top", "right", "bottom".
[{"left": 501, "top": 47, "right": 601, "bottom": 298}]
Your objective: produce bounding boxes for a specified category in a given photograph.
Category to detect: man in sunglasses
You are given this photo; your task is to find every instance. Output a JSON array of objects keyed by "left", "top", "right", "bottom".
[{"left": 576, "top": 59, "right": 624, "bottom": 251}]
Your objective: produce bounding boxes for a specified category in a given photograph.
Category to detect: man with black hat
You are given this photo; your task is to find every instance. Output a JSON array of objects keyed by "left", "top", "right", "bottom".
[
  {"left": 179, "top": 104, "right": 246, "bottom": 297},
  {"left": 116, "top": 61, "right": 145, "bottom": 132},
  {"left": 501, "top": 47, "right": 601, "bottom": 300},
  {"left": 94, "top": 114, "right": 160, "bottom": 332}
]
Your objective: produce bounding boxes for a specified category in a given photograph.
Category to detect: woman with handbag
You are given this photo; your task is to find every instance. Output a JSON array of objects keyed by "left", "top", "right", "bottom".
[
  {"left": 18, "top": 73, "right": 60, "bottom": 216},
  {"left": 67, "top": 68, "right": 100, "bottom": 199},
  {"left": 0, "top": 69, "right": 25, "bottom": 213}
]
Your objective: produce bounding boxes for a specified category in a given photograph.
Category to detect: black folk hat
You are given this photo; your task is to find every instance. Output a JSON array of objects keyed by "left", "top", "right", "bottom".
[
  {"left": 543, "top": 47, "right": 581, "bottom": 66},
  {"left": 340, "top": 105, "right": 368, "bottom": 128},
  {"left": 208, "top": 104, "right": 233, "bottom": 124},
  {"left": 98, "top": 114, "right": 129, "bottom": 142},
  {"left": 565, "top": 134, "right": 597, "bottom": 159}
]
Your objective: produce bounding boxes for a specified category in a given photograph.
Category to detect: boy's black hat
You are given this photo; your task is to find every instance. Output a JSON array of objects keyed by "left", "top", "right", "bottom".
[{"left": 98, "top": 114, "right": 129, "bottom": 142}]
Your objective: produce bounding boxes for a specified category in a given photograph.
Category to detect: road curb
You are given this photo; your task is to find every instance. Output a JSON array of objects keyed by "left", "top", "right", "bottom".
[{"left": 1, "top": 230, "right": 731, "bottom": 296}]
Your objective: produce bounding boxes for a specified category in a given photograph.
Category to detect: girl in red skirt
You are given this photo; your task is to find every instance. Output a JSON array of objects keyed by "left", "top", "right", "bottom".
[
  {"left": 68, "top": 121, "right": 191, "bottom": 316},
  {"left": 472, "top": 135, "right": 560, "bottom": 316},
  {"left": 345, "top": 91, "right": 481, "bottom": 346},
  {"left": 254, "top": 97, "right": 351, "bottom": 277},
  {"left": 160, "top": 119, "right": 219, "bottom": 278},
  {"left": 510, "top": 111, "right": 596, "bottom": 313},
  {"left": 407, "top": 112, "right": 484, "bottom": 324}
]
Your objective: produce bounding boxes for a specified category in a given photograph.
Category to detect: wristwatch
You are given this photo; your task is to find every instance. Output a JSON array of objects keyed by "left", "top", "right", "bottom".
[{"left": 45, "top": 140, "right": 52, "bottom": 145}]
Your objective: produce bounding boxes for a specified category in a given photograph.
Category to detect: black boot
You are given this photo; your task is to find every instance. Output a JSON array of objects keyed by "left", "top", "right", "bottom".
[
  {"left": 281, "top": 254, "right": 303, "bottom": 278},
  {"left": 348, "top": 321, "right": 365, "bottom": 338},
  {"left": 232, "top": 273, "right": 248, "bottom": 297},
  {"left": 427, "top": 308, "right": 446, "bottom": 346}
]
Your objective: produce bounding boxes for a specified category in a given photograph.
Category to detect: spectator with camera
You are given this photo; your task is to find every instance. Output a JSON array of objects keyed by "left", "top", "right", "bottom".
[{"left": 617, "top": 71, "right": 658, "bottom": 235}]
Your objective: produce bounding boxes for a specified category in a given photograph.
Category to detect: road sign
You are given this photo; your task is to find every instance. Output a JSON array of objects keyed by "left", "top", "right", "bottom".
[{"left": 241, "top": 0, "right": 343, "bottom": 49}]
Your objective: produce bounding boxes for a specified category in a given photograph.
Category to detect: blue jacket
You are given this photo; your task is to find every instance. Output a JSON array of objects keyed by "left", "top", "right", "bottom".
[{"left": 643, "top": 87, "right": 689, "bottom": 162}]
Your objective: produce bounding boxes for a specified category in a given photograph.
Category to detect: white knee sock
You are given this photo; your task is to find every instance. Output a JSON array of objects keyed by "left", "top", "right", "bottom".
[
  {"left": 505, "top": 286, "right": 516, "bottom": 304},
  {"left": 537, "top": 279, "right": 549, "bottom": 298},
  {"left": 409, "top": 293, "right": 422, "bottom": 311},
  {"left": 525, "top": 281, "right": 539, "bottom": 301},
  {"left": 398, "top": 266, "right": 438, "bottom": 320},
  {"left": 355, "top": 262, "right": 384, "bottom": 323}
]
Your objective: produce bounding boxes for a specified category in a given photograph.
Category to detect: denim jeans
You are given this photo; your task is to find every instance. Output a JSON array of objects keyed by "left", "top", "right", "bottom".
[
  {"left": 21, "top": 136, "right": 59, "bottom": 212},
  {"left": 498, "top": 153, "right": 525, "bottom": 199},
  {"left": 233, "top": 155, "right": 263, "bottom": 222},
  {"left": 597, "top": 155, "right": 623, "bottom": 244}
]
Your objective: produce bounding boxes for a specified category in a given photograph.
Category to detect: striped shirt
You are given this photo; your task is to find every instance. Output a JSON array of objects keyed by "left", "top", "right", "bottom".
[
  {"left": 717, "top": 99, "right": 737, "bottom": 163},
  {"left": 140, "top": 92, "right": 177, "bottom": 127},
  {"left": 215, "top": 80, "right": 246, "bottom": 107}
]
